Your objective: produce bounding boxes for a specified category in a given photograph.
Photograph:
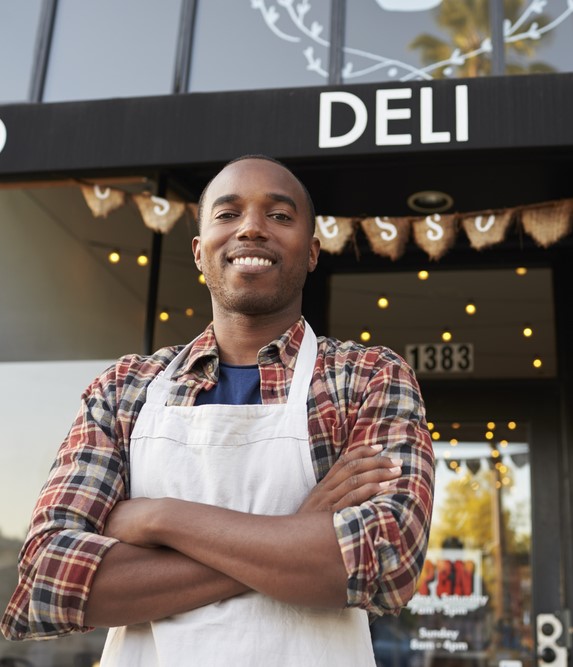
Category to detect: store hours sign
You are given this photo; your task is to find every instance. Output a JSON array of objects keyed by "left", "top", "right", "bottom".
[{"left": 405, "top": 343, "right": 474, "bottom": 373}]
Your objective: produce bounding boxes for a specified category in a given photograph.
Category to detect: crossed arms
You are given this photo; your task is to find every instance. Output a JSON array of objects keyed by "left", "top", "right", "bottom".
[{"left": 85, "top": 445, "right": 402, "bottom": 627}]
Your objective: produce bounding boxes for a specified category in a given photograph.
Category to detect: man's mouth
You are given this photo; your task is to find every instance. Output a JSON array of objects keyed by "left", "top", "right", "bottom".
[{"left": 231, "top": 256, "right": 274, "bottom": 267}]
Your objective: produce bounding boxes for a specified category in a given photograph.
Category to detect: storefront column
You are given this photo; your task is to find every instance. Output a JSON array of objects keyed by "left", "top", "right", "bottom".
[{"left": 552, "top": 251, "right": 573, "bottom": 616}]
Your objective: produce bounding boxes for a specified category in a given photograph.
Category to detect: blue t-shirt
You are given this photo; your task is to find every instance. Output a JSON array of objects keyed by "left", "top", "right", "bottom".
[{"left": 194, "top": 363, "right": 262, "bottom": 406}]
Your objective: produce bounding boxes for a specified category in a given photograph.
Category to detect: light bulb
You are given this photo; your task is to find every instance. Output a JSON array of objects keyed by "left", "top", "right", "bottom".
[
  {"left": 487, "top": 421, "right": 495, "bottom": 430},
  {"left": 523, "top": 325, "right": 533, "bottom": 338},
  {"left": 360, "top": 328, "right": 372, "bottom": 343},
  {"left": 418, "top": 270, "right": 429, "bottom": 281},
  {"left": 465, "top": 301, "right": 477, "bottom": 315},
  {"left": 108, "top": 250, "right": 120, "bottom": 264},
  {"left": 198, "top": 273, "right": 206, "bottom": 285},
  {"left": 377, "top": 296, "right": 389, "bottom": 309},
  {"left": 533, "top": 356, "right": 542, "bottom": 369},
  {"left": 159, "top": 310, "right": 169, "bottom": 322},
  {"left": 515, "top": 267, "right": 528, "bottom": 276},
  {"left": 507, "top": 421, "right": 517, "bottom": 430},
  {"left": 185, "top": 307, "right": 195, "bottom": 317},
  {"left": 137, "top": 252, "right": 148, "bottom": 267},
  {"left": 441, "top": 328, "right": 452, "bottom": 342}
]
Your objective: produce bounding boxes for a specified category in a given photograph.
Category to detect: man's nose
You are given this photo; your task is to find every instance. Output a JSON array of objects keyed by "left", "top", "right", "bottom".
[{"left": 236, "top": 212, "right": 268, "bottom": 240}]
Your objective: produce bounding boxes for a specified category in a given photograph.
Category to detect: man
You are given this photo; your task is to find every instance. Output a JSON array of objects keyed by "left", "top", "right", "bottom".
[{"left": 2, "top": 156, "right": 434, "bottom": 665}]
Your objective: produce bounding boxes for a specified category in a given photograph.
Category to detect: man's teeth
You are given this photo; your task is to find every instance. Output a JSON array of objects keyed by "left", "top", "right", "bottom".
[{"left": 232, "top": 257, "right": 273, "bottom": 266}]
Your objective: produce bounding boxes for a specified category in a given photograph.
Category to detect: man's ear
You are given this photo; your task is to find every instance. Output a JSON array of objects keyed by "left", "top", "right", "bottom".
[
  {"left": 192, "top": 236, "right": 202, "bottom": 272},
  {"left": 307, "top": 236, "right": 320, "bottom": 273}
]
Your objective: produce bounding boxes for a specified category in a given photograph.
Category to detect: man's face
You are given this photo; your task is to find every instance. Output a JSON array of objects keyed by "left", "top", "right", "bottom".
[{"left": 192, "top": 159, "right": 320, "bottom": 318}]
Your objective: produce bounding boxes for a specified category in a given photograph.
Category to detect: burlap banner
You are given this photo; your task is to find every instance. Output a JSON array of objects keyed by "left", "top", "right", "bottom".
[
  {"left": 314, "top": 216, "right": 355, "bottom": 254},
  {"left": 361, "top": 216, "right": 410, "bottom": 261},
  {"left": 411, "top": 214, "right": 458, "bottom": 261},
  {"left": 521, "top": 199, "right": 573, "bottom": 248},
  {"left": 81, "top": 184, "right": 126, "bottom": 218},
  {"left": 132, "top": 193, "right": 187, "bottom": 233},
  {"left": 461, "top": 209, "right": 515, "bottom": 250}
]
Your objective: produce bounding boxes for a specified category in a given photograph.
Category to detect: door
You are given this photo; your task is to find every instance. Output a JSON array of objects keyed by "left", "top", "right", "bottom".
[{"left": 370, "top": 381, "right": 569, "bottom": 667}]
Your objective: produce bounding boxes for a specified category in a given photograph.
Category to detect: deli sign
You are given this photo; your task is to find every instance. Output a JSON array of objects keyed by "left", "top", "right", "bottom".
[{"left": 319, "top": 85, "right": 468, "bottom": 149}]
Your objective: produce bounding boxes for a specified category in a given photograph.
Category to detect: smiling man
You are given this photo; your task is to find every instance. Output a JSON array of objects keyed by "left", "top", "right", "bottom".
[{"left": 1, "top": 156, "right": 434, "bottom": 666}]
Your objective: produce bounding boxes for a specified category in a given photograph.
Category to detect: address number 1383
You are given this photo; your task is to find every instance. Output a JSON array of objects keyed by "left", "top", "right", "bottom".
[{"left": 405, "top": 343, "right": 474, "bottom": 373}]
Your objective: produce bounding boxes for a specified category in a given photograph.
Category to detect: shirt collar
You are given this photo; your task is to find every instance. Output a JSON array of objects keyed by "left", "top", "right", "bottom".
[{"left": 172, "top": 318, "right": 306, "bottom": 379}]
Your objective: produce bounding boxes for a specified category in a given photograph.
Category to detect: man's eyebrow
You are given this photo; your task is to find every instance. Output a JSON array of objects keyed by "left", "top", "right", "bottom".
[
  {"left": 211, "top": 194, "right": 240, "bottom": 210},
  {"left": 267, "top": 193, "right": 297, "bottom": 210}
]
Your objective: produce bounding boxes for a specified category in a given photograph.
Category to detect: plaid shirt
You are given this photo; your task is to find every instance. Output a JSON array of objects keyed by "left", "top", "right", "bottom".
[{"left": 1, "top": 319, "right": 434, "bottom": 640}]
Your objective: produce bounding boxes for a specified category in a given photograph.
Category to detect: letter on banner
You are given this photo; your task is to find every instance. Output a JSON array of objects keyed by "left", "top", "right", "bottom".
[
  {"left": 0, "top": 118, "right": 7, "bottom": 154},
  {"left": 133, "top": 193, "right": 187, "bottom": 233},
  {"left": 461, "top": 209, "right": 514, "bottom": 250},
  {"left": 314, "top": 216, "right": 355, "bottom": 254},
  {"left": 80, "top": 184, "right": 126, "bottom": 218},
  {"left": 412, "top": 213, "right": 457, "bottom": 260},
  {"left": 361, "top": 216, "right": 410, "bottom": 260}
]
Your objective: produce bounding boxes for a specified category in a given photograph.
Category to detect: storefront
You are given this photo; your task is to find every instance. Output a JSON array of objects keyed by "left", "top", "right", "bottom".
[{"left": 1, "top": 2, "right": 572, "bottom": 665}]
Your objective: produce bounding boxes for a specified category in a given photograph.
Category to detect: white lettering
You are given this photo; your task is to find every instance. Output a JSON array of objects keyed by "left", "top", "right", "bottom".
[
  {"left": 315, "top": 215, "right": 339, "bottom": 239},
  {"left": 410, "top": 639, "right": 435, "bottom": 651},
  {"left": 420, "top": 87, "right": 450, "bottom": 144},
  {"left": 94, "top": 185, "right": 111, "bottom": 200},
  {"left": 151, "top": 196, "right": 170, "bottom": 216},
  {"left": 0, "top": 118, "right": 7, "bottom": 154},
  {"left": 474, "top": 214, "right": 495, "bottom": 232},
  {"left": 456, "top": 84, "right": 469, "bottom": 141},
  {"left": 376, "top": 88, "right": 412, "bottom": 145},
  {"left": 419, "top": 627, "right": 460, "bottom": 640},
  {"left": 374, "top": 216, "right": 398, "bottom": 241},
  {"left": 425, "top": 213, "right": 444, "bottom": 240},
  {"left": 319, "top": 92, "right": 368, "bottom": 148}
]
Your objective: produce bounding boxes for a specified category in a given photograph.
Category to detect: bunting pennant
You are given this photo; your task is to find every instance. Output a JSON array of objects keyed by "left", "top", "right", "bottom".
[
  {"left": 461, "top": 209, "right": 515, "bottom": 251},
  {"left": 411, "top": 214, "right": 458, "bottom": 261},
  {"left": 314, "top": 216, "right": 355, "bottom": 254},
  {"left": 80, "top": 184, "right": 126, "bottom": 218},
  {"left": 521, "top": 199, "right": 573, "bottom": 248},
  {"left": 361, "top": 216, "right": 410, "bottom": 261},
  {"left": 78, "top": 182, "right": 573, "bottom": 261},
  {"left": 132, "top": 193, "right": 187, "bottom": 234}
]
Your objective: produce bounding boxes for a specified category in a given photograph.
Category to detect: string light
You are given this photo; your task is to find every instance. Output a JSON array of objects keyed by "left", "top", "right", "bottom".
[
  {"left": 198, "top": 273, "right": 207, "bottom": 285},
  {"left": 507, "top": 421, "right": 517, "bottom": 430},
  {"left": 108, "top": 250, "right": 121, "bottom": 264},
  {"left": 441, "top": 328, "right": 453, "bottom": 342},
  {"left": 431, "top": 431, "right": 440, "bottom": 440},
  {"left": 360, "top": 328, "right": 372, "bottom": 343},
  {"left": 522, "top": 324, "right": 533, "bottom": 338},
  {"left": 491, "top": 449, "right": 500, "bottom": 458},
  {"left": 159, "top": 310, "right": 170, "bottom": 322},
  {"left": 450, "top": 438, "right": 458, "bottom": 446},
  {"left": 499, "top": 439, "right": 509, "bottom": 447},
  {"left": 137, "top": 252, "right": 149, "bottom": 267},
  {"left": 533, "top": 356, "right": 543, "bottom": 369},
  {"left": 427, "top": 422, "right": 434, "bottom": 430},
  {"left": 487, "top": 421, "right": 495, "bottom": 430},
  {"left": 377, "top": 295, "right": 389, "bottom": 309},
  {"left": 465, "top": 300, "right": 477, "bottom": 315},
  {"left": 451, "top": 422, "right": 460, "bottom": 429},
  {"left": 185, "top": 307, "right": 195, "bottom": 317},
  {"left": 485, "top": 431, "right": 494, "bottom": 440},
  {"left": 515, "top": 267, "right": 528, "bottom": 276},
  {"left": 418, "top": 270, "right": 429, "bottom": 281}
]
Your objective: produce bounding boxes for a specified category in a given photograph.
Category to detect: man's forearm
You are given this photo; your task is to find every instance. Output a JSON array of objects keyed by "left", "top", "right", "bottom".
[
  {"left": 144, "top": 501, "right": 348, "bottom": 608},
  {"left": 84, "top": 542, "right": 249, "bottom": 628}
]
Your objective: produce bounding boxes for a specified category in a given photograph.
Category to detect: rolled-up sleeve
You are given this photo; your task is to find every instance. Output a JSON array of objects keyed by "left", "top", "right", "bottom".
[
  {"left": 1, "top": 368, "right": 126, "bottom": 640},
  {"left": 332, "top": 355, "right": 435, "bottom": 616}
]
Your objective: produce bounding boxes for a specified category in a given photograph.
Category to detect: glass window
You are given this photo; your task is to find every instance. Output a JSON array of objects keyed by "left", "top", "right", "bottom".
[
  {"left": 0, "top": 360, "right": 113, "bottom": 665},
  {"left": 503, "top": 0, "right": 573, "bottom": 75},
  {"left": 43, "top": 0, "right": 183, "bottom": 102},
  {"left": 188, "top": 0, "right": 332, "bottom": 92},
  {"left": 0, "top": 0, "right": 43, "bottom": 103},
  {"left": 371, "top": 426, "right": 533, "bottom": 666},
  {"left": 343, "top": 0, "right": 494, "bottom": 84}
]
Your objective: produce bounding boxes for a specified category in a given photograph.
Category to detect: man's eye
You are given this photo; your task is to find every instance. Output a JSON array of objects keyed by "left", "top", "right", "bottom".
[
  {"left": 271, "top": 213, "right": 291, "bottom": 221},
  {"left": 215, "top": 211, "right": 238, "bottom": 220}
]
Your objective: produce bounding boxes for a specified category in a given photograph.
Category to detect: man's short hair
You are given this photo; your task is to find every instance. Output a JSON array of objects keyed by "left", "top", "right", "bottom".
[{"left": 195, "top": 154, "right": 316, "bottom": 234}]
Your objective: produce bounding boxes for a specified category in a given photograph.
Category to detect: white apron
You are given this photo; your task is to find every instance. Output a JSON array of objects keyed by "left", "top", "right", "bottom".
[{"left": 100, "top": 324, "right": 375, "bottom": 667}]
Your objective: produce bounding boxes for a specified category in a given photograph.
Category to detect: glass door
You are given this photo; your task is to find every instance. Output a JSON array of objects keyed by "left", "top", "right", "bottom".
[{"left": 370, "top": 382, "right": 566, "bottom": 667}]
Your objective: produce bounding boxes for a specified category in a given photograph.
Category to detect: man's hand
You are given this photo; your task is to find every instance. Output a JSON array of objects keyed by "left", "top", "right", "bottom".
[{"left": 297, "top": 445, "right": 401, "bottom": 513}]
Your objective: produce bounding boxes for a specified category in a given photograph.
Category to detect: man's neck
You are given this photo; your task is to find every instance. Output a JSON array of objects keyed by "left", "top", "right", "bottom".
[{"left": 211, "top": 310, "right": 302, "bottom": 365}]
